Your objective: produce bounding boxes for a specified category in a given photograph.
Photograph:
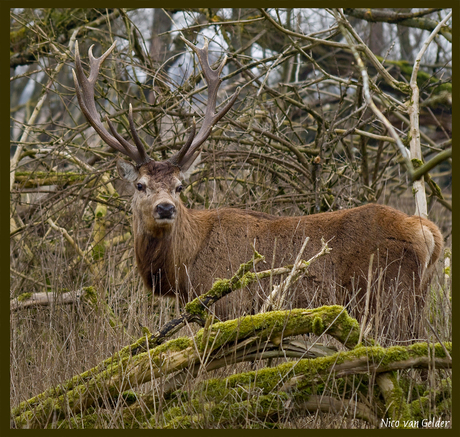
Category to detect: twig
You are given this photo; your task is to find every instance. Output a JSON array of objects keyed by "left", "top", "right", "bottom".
[
  {"left": 260, "top": 8, "right": 360, "bottom": 51},
  {"left": 261, "top": 237, "right": 331, "bottom": 312},
  {"left": 10, "top": 214, "right": 34, "bottom": 260},
  {"left": 359, "top": 253, "right": 374, "bottom": 344},
  {"left": 10, "top": 267, "right": 48, "bottom": 289},
  {"left": 333, "top": 128, "right": 395, "bottom": 144},
  {"left": 426, "top": 320, "right": 452, "bottom": 362},
  {"left": 262, "top": 236, "right": 310, "bottom": 311},
  {"left": 444, "top": 248, "right": 451, "bottom": 291},
  {"left": 47, "top": 218, "right": 97, "bottom": 275}
]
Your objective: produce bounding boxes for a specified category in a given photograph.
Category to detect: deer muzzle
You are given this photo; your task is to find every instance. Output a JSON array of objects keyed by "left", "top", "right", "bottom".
[{"left": 155, "top": 202, "right": 176, "bottom": 221}]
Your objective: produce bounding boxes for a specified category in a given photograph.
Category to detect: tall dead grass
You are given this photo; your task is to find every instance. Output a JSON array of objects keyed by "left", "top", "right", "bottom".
[{"left": 10, "top": 178, "right": 451, "bottom": 428}]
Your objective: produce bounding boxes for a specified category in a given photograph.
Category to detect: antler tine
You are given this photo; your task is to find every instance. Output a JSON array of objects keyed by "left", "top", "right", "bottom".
[
  {"left": 176, "top": 36, "right": 240, "bottom": 168},
  {"left": 168, "top": 118, "right": 196, "bottom": 167},
  {"left": 128, "top": 104, "right": 150, "bottom": 164},
  {"left": 73, "top": 41, "right": 151, "bottom": 166}
]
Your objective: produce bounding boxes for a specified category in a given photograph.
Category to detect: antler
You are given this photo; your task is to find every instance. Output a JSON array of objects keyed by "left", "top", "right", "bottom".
[
  {"left": 73, "top": 38, "right": 239, "bottom": 170},
  {"left": 168, "top": 37, "right": 240, "bottom": 169},
  {"left": 73, "top": 41, "right": 151, "bottom": 166}
]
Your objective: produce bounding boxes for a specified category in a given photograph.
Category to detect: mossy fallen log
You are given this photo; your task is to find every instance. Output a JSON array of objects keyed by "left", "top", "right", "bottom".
[
  {"left": 151, "top": 341, "right": 451, "bottom": 429},
  {"left": 45, "top": 340, "right": 451, "bottom": 429},
  {"left": 11, "top": 302, "right": 451, "bottom": 429},
  {"left": 11, "top": 305, "right": 362, "bottom": 428}
]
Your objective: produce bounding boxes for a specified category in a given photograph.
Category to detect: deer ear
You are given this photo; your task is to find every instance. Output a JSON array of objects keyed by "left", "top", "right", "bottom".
[{"left": 117, "top": 159, "right": 139, "bottom": 182}]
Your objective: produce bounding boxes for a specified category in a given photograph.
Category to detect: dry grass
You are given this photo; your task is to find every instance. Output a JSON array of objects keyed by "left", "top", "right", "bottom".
[{"left": 10, "top": 180, "right": 452, "bottom": 428}]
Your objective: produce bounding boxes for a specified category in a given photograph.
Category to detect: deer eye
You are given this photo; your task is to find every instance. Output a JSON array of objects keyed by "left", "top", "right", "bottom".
[
  {"left": 176, "top": 185, "right": 183, "bottom": 193},
  {"left": 136, "top": 183, "right": 144, "bottom": 191}
]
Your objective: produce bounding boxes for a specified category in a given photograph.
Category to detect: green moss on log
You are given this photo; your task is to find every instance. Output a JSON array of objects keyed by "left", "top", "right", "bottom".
[
  {"left": 193, "top": 305, "right": 363, "bottom": 352},
  {"left": 159, "top": 393, "right": 289, "bottom": 429},
  {"left": 197, "top": 342, "right": 451, "bottom": 402}
]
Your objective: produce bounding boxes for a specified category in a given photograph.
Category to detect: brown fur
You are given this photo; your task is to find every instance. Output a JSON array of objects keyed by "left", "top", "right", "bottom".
[
  {"left": 74, "top": 39, "right": 444, "bottom": 341},
  {"left": 126, "top": 160, "right": 443, "bottom": 341}
]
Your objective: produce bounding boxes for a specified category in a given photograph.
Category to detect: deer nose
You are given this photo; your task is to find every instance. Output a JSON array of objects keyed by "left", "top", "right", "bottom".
[{"left": 156, "top": 203, "right": 176, "bottom": 219}]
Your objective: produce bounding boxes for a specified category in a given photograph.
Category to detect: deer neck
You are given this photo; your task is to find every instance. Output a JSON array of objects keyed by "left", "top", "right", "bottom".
[{"left": 133, "top": 202, "right": 207, "bottom": 294}]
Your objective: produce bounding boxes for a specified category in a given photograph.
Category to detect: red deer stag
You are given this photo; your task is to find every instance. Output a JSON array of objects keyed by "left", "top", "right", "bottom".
[{"left": 73, "top": 38, "right": 443, "bottom": 341}]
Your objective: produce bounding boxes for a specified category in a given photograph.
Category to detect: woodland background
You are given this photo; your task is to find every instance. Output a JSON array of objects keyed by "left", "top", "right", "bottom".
[{"left": 10, "top": 8, "right": 452, "bottom": 428}]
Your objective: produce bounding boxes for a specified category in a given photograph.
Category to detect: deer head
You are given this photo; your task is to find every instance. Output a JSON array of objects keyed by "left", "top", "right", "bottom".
[{"left": 73, "top": 37, "right": 239, "bottom": 233}]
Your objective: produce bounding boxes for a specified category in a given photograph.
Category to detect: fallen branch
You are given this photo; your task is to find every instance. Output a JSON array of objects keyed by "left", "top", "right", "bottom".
[
  {"left": 10, "top": 244, "right": 360, "bottom": 429},
  {"left": 11, "top": 303, "right": 451, "bottom": 429},
  {"left": 153, "top": 341, "right": 452, "bottom": 429},
  {"left": 149, "top": 242, "right": 332, "bottom": 347},
  {"left": 277, "top": 343, "right": 452, "bottom": 393},
  {"left": 10, "top": 246, "right": 452, "bottom": 429},
  {"left": 10, "top": 286, "right": 129, "bottom": 338},
  {"left": 10, "top": 289, "right": 87, "bottom": 312},
  {"left": 11, "top": 305, "right": 365, "bottom": 428},
  {"left": 160, "top": 392, "right": 380, "bottom": 429},
  {"left": 14, "top": 171, "right": 89, "bottom": 188}
]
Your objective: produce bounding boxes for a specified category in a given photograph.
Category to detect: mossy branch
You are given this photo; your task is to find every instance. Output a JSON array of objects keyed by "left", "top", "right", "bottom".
[
  {"left": 11, "top": 303, "right": 451, "bottom": 429},
  {"left": 14, "top": 171, "right": 89, "bottom": 188},
  {"left": 154, "top": 341, "right": 451, "bottom": 429},
  {"left": 11, "top": 305, "right": 365, "bottom": 428},
  {"left": 146, "top": 243, "right": 332, "bottom": 348},
  {"left": 10, "top": 288, "right": 88, "bottom": 312},
  {"left": 411, "top": 148, "right": 452, "bottom": 182},
  {"left": 9, "top": 255, "right": 450, "bottom": 429},
  {"left": 159, "top": 392, "right": 380, "bottom": 429},
  {"left": 184, "top": 247, "right": 265, "bottom": 319},
  {"left": 376, "top": 372, "right": 411, "bottom": 427}
]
